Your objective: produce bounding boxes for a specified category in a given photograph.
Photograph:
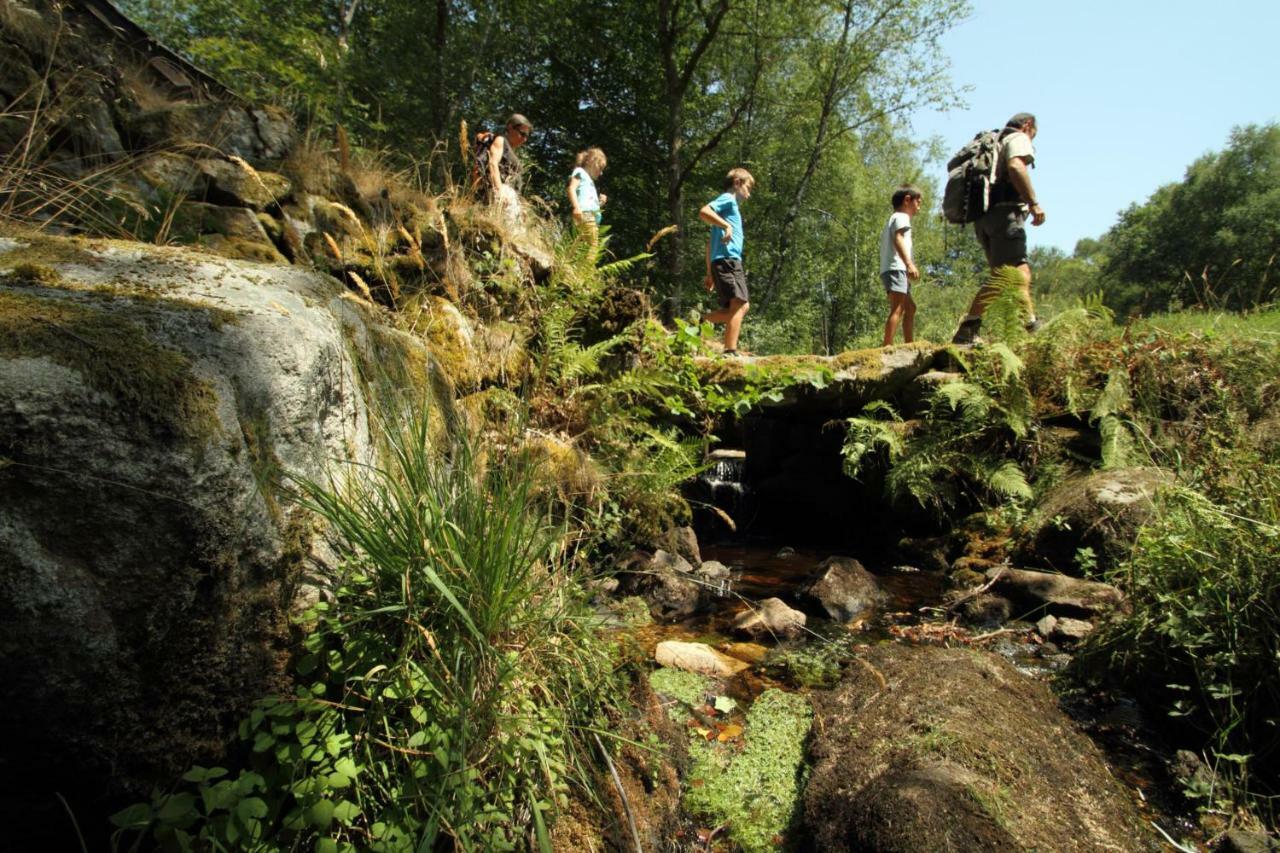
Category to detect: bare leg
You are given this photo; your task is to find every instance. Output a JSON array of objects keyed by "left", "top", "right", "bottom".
[
  {"left": 723, "top": 298, "right": 749, "bottom": 351},
  {"left": 883, "top": 292, "right": 907, "bottom": 347},
  {"left": 903, "top": 294, "right": 916, "bottom": 343},
  {"left": 965, "top": 263, "right": 1033, "bottom": 318}
]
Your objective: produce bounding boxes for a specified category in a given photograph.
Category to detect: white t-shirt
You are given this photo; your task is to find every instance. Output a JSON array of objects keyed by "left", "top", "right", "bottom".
[
  {"left": 996, "top": 130, "right": 1036, "bottom": 204},
  {"left": 879, "top": 211, "right": 912, "bottom": 274}
]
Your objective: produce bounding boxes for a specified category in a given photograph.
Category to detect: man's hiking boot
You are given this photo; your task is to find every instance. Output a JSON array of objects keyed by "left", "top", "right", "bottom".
[{"left": 951, "top": 317, "right": 983, "bottom": 345}]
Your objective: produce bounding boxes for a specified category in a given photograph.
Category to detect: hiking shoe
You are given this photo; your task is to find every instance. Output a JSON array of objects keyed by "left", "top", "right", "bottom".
[
  {"left": 951, "top": 318, "right": 983, "bottom": 345},
  {"left": 1025, "top": 316, "right": 1043, "bottom": 333}
]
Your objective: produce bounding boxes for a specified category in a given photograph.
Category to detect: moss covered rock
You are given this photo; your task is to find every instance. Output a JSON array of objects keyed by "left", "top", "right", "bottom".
[
  {"left": 0, "top": 232, "right": 430, "bottom": 833},
  {"left": 803, "top": 644, "right": 1149, "bottom": 851}
]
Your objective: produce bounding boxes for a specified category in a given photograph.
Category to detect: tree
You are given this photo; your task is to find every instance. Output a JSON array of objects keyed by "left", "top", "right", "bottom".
[{"left": 1103, "top": 123, "right": 1280, "bottom": 315}]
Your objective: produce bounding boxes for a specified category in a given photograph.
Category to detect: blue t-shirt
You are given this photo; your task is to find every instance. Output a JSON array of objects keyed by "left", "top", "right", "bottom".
[
  {"left": 571, "top": 167, "right": 602, "bottom": 223},
  {"left": 708, "top": 192, "right": 743, "bottom": 261}
]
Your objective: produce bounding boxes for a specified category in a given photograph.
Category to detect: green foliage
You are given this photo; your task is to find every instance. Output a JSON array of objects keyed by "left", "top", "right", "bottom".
[
  {"left": 1101, "top": 123, "right": 1280, "bottom": 315},
  {"left": 1077, "top": 465, "right": 1280, "bottom": 805},
  {"left": 842, "top": 345, "right": 1034, "bottom": 515},
  {"left": 683, "top": 690, "right": 812, "bottom": 853},
  {"left": 112, "top": 405, "right": 617, "bottom": 851}
]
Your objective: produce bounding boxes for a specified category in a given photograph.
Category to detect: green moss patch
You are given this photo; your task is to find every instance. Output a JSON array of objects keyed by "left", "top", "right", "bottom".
[
  {"left": 684, "top": 689, "right": 812, "bottom": 852},
  {"left": 648, "top": 668, "right": 711, "bottom": 709},
  {"left": 0, "top": 290, "right": 221, "bottom": 443}
]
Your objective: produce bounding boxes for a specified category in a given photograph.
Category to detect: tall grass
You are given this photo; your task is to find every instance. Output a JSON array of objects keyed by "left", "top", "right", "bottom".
[
  {"left": 1077, "top": 460, "right": 1280, "bottom": 812},
  {"left": 112, "top": 402, "right": 617, "bottom": 850}
]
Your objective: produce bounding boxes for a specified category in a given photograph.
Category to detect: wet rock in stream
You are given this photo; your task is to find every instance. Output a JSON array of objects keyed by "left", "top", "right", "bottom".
[
  {"left": 798, "top": 556, "right": 886, "bottom": 622},
  {"left": 616, "top": 549, "right": 705, "bottom": 621},
  {"left": 732, "top": 596, "right": 807, "bottom": 641},
  {"left": 803, "top": 643, "right": 1151, "bottom": 851},
  {"left": 654, "top": 640, "right": 750, "bottom": 677}
]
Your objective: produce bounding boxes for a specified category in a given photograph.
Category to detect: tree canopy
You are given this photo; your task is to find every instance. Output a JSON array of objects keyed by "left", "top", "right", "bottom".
[{"left": 119, "top": 0, "right": 971, "bottom": 353}]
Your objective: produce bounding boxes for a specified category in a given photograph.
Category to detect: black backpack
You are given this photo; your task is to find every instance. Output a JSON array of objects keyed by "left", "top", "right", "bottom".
[
  {"left": 470, "top": 129, "right": 503, "bottom": 193},
  {"left": 942, "top": 128, "right": 1002, "bottom": 224}
]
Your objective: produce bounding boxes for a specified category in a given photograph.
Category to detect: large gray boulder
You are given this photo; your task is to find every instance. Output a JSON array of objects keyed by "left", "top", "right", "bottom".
[
  {"left": 0, "top": 234, "right": 433, "bottom": 824},
  {"left": 1019, "top": 466, "right": 1173, "bottom": 573},
  {"left": 803, "top": 644, "right": 1150, "bottom": 851}
]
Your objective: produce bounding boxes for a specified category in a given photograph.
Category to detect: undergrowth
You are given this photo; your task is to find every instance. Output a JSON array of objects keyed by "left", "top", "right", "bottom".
[{"left": 110, "top": 404, "right": 618, "bottom": 851}]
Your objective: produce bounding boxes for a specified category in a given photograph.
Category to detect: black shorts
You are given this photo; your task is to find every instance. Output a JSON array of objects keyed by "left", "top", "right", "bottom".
[
  {"left": 974, "top": 205, "right": 1028, "bottom": 268},
  {"left": 711, "top": 258, "right": 749, "bottom": 308}
]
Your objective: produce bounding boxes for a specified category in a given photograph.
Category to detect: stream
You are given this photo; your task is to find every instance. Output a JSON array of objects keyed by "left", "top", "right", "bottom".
[{"left": 623, "top": 541, "right": 1205, "bottom": 851}]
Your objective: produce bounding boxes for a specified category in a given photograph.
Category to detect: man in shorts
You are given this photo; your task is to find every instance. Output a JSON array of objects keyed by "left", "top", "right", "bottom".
[
  {"left": 952, "top": 112, "right": 1047, "bottom": 344},
  {"left": 700, "top": 168, "right": 755, "bottom": 356},
  {"left": 880, "top": 185, "right": 922, "bottom": 346}
]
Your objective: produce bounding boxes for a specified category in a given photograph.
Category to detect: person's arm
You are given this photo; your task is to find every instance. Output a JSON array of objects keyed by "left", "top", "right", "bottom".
[
  {"left": 699, "top": 203, "right": 733, "bottom": 244},
  {"left": 487, "top": 136, "right": 505, "bottom": 196},
  {"left": 893, "top": 226, "right": 919, "bottom": 279},
  {"left": 1007, "top": 157, "right": 1045, "bottom": 226},
  {"left": 567, "top": 173, "right": 583, "bottom": 222}
]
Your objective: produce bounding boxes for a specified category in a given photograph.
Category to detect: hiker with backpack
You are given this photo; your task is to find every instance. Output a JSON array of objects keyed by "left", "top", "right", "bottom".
[
  {"left": 477, "top": 113, "right": 533, "bottom": 223},
  {"left": 944, "top": 112, "right": 1046, "bottom": 344}
]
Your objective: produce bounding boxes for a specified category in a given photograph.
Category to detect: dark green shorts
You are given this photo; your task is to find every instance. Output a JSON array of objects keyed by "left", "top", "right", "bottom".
[{"left": 974, "top": 205, "right": 1028, "bottom": 268}]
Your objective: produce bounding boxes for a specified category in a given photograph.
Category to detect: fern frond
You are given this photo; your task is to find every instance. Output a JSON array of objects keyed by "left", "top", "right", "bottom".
[
  {"left": 1091, "top": 368, "right": 1133, "bottom": 423},
  {"left": 978, "top": 459, "right": 1033, "bottom": 501},
  {"left": 987, "top": 342, "right": 1024, "bottom": 381},
  {"left": 598, "top": 251, "right": 654, "bottom": 278},
  {"left": 1098, "top": 414, "right": 1138, "bottom": 470}
]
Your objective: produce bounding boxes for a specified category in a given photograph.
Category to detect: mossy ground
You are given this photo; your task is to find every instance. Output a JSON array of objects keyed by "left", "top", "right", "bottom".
[{"left": 683, "top": 689, "right": 812, "bottom": 853}]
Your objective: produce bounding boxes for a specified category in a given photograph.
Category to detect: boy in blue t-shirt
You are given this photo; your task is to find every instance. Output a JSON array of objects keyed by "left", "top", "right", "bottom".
[{"left": 699, "top": 167, "right": 755, "bottom": 357}]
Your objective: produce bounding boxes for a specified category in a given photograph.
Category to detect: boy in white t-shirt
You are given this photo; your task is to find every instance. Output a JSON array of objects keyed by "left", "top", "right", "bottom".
[{"left": 879, "top": 185, "right": 922, "bottom": 347}]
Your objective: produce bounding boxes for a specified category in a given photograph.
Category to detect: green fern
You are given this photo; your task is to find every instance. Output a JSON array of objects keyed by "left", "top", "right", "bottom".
[
  {"left": 842, "top": 401, "right": 905, "bottom": 478},
  {"left": 981, "top": 266, "right": 1032, "bottom": 342}
]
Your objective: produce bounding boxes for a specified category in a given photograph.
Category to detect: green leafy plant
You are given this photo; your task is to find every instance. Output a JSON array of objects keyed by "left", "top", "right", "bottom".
[{"left": 112, "top": 404, "right": 617, "bottom": 851}]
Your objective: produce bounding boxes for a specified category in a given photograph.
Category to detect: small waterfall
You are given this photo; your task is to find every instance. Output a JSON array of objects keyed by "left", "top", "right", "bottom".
[{"left": 696, "top": 448, "right": 750, "bottom": 533}]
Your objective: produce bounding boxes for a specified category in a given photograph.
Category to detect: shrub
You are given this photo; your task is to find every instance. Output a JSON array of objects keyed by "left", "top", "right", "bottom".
[
  {"left": 111, "top": 404, "right": 618, "bottom": 851},
  {"left": 1077, "top": 461, "right": 1280, "bottom": 805}
]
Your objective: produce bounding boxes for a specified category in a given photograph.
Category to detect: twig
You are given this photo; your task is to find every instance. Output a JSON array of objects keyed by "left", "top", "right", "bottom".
[
  {"left": 851, "top": 654, "right": 887, "bottom": 691},
  {"left": 968, "top": 627, "right": 1018, "bottom": 643},
  {"left": 1149, "top": 820, "right": 1198, "bottom": 853},
  {"left": 704, "top": 821, "right": 730, "bottom": 851},
  {"left": 595, "top": 733, "right": 643, "bottom": 853}
]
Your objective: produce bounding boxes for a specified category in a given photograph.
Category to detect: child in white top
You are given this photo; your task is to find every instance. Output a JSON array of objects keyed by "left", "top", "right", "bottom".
[
  {"left": 879, "top": 185, "right": 922, "bottom": 347},
  {"left": 568, "top": 148, "right": 607, "bottom": 241}
]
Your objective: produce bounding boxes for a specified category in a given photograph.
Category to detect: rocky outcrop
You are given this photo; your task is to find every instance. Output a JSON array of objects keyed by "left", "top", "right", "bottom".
[
  {"left": 697, "top": 343, "right": 939, "bottom": 417},
  {"left": 1019, "top": 466, "right": 1173, "bottom": 573},
  {"left": 798, "top": 556, "right": 885, "bottom": 622},
  {"left": 616, "top": 549, "right": 704, "bottom": 621},
  {"left": 0, "top": 234, "right": 436, "bottom": 829},
  {"left": 803, "top": 644, "right": 1150, "bottom": 851}
]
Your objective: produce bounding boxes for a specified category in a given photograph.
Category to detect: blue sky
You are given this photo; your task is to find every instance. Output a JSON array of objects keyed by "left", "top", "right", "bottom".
[{"left": 910, "top": 0, "right": 1280, "bottom": 254}]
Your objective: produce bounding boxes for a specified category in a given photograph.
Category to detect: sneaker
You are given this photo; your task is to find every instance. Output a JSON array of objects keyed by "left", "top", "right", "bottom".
[
  {"left": 951, "top": 317, "right": 983, "bottom": 345},
  {"left": 1025, "top": 316, "right": 1043, "bottom": 333},
  {"left": 722, "top": 349, "right": 742, "bottom": 358}
]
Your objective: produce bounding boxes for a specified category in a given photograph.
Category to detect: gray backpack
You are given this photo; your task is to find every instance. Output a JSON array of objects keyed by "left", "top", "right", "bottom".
[{"left": 942, "top": 129, "right": 1002, "bottom": 224}]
